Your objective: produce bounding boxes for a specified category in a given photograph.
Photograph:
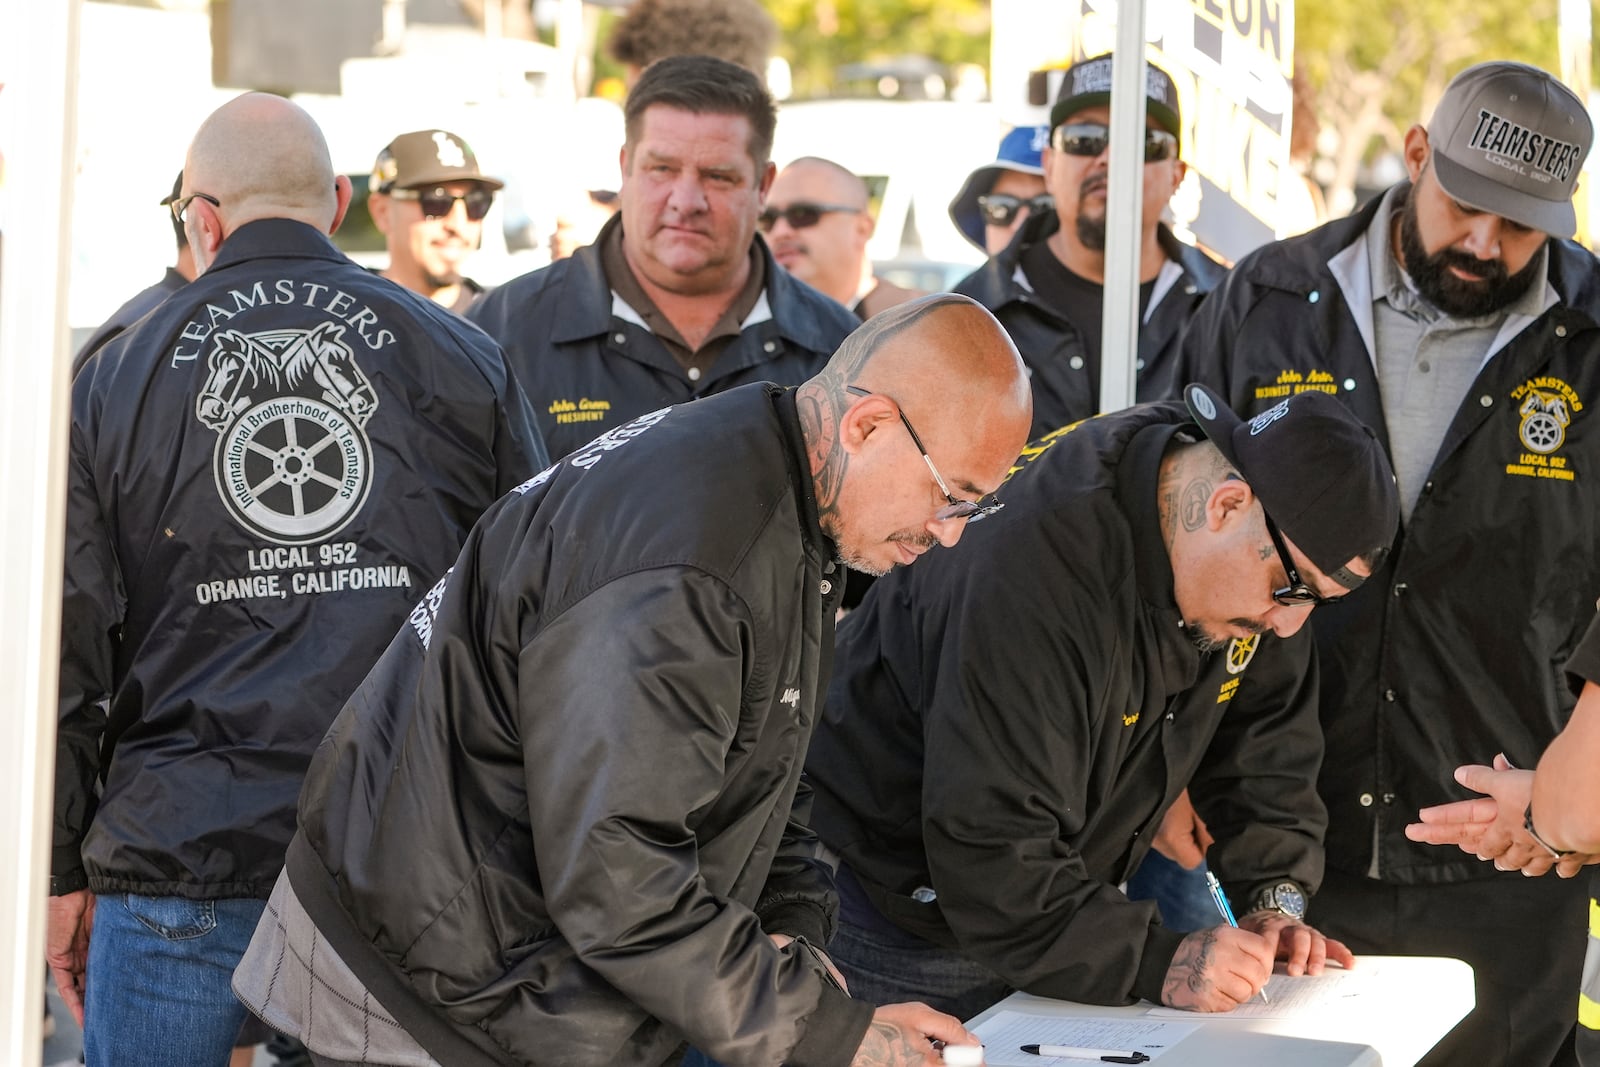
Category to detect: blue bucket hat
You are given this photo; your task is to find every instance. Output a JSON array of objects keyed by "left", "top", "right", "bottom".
[{"left": 948, "top": 125, "right": 1050, "bottom": 252}]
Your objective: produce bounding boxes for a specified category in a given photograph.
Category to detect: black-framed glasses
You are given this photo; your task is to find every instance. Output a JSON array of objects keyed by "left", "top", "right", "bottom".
[
  {"left": 758, "top": 202, "right": 860, "bottom": 233},
  {"left": 389, "top": 186, "right": 495, "bottom": 221},
  {"left": 977, "top": 193, "right": 1054, "bottom": 227},
  {"left": 1263, "top": 513, "right": 1343, "bottom": 607},
  {"left": 169, "top": 192, "right": 220, "bottom": 223},
  {"left": 845, "top": 385, "right": 1004, "bottom": 522},
  {"left": 1051, "top": 122, "right": 1179, "bottom": 163}
]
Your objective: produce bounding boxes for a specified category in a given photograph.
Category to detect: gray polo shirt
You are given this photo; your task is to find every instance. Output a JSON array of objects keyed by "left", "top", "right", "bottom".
[{"left": 1366, "top": 184, "right": 1550, "bottom": 519}]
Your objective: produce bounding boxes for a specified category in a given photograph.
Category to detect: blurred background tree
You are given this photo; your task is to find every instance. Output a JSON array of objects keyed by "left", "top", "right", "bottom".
[
  {"left": 1296, "top": 0, "right": 1562, "bottom": 215},
  {"left": 763, "top": 0, "right": 990, "bottom": 99}
]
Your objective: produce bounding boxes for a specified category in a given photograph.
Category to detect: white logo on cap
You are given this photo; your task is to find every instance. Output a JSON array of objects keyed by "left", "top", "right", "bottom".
[
  {"left": 432, "top": 131, "right": 467, "bottom": 169},
  {"left": 1190, "top": 388, "right": 1217, "bottom": 420},
  {"left": 1030, "top": 127, "right": 1049, "bottom": 152},
  {"left": 1068, "top": 60, "right": 1171, "bottom": 105},
  {"left": 1466, "top": 108, "right": 1581, "bottom": 184},
  {"left": 1249, "top": 399, "right": 1290, "bottom": 435}
]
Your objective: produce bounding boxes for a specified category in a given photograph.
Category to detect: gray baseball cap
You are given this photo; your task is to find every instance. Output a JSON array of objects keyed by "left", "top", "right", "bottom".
[{"left": 1427, "top": 61, "right": 1593, "bottom": 239}]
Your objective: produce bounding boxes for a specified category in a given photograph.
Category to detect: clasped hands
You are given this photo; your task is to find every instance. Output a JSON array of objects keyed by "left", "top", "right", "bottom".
[{"left": 1404, "top": 754, "right": 1599, "bottom": 878}]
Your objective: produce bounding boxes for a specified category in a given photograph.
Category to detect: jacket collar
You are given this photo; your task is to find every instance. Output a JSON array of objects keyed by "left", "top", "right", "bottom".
[
  {"left": 551, "top": 213, "right": 850, "bottom": 354},
  {"left": 206, "top": 218, "right": 350, "bottom": 273},
  {"left": 1239, "top": 180, "right": 1600, "bottom": 328},
  {"left": 963, "top": 210, "right": 1223, "bottom": 309}
]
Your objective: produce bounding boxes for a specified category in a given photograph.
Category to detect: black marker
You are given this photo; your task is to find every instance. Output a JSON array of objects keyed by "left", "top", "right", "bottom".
[{"left": 1019, "top": 1044, "right": 1150, "bottom": 1064}]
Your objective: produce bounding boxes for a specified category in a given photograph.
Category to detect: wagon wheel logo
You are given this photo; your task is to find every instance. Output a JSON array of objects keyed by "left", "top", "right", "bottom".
[
  {"left": 1226, "top": 634, "right": 1260, "bottom": 675},
  {"left": 215, "top": 400, "right": 371, "bottom": 543},
  {"left": 197, "top": 324, "right": 378, "bottom": 544},
  {"left": 1518, "top": 391, "right": 1570, "bottom": 455}
]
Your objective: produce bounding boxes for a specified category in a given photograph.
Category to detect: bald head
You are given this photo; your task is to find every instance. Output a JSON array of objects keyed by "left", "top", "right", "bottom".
[
  {"left": 818, "top": 293, "right": 1031, "bottom": 423},
  {"left": 778, "top": 156, "right": 869, "bottom": 207},
  {"left": 184, "top": 93, "right": 344, "bottom": 243},
  {"left": 797, "top": 294, "right": 1032, "bottom": 574},
  {"left": 765, "top": 156, "right": 873, "bottom": 303}
]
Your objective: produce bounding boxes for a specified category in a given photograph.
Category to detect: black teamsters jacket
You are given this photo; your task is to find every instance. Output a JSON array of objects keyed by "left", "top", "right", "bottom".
[
  {"left": 805, "top": 401, "right": 1327, "bottom": 1006},
  {"left": 467, "top": 214, "right": 858, "bottom": 459},
  {"left": 954, "top": 210, "right": 1227, "bottom": 439},
  {"left": 1177, "top": 184, "right": 1600, "bottom": 883},
  {"left": 55, "top": 219, "right": 546, "bottom": 900},
  {"left": 288, "top": 385, "right": 873, "bottom": 1066}
]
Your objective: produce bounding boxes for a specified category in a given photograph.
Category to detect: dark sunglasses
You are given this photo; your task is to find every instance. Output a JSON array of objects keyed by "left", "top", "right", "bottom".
[
  {"left": 845, "top": 385, "right": 1004, "bottom": 522},
  {"left": 389, "top": 186, "right": 495, "bottom": 221},
  {"left": 758, "top": 202, "right": 860, "bottom": 233},
  {"left": 1263, "top": 513, "right": 1343, "bottom": 607},
  {"left": 169, "top": 191, "right": 220, "bottom": 223},
  {"left": 977, "top": 193, "right": 1055, "bottom": 227},
  {"left": 1051, "top": 122, "right": 1179, "bottom": 163}
]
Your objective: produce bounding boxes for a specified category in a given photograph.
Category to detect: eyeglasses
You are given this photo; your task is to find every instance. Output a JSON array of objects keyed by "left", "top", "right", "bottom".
[
  {"left": 977, "top": 193, "right": 1055, "bottom": 228},
  {"left": 1263, "top": 513, "right": 1343, "bottom": 607},
  {"left": 169, "top": 192, "right": 220, "bottom": 223},
  {"left": 388, "top": 186, "right": 495, "bottom": 221},
  {"left": 757, "top": 202, "right": 860, "bottom": 232},
  {"left": 845, "top": 385, "right": 1004, "bottom": 522},
  {"left": 1051, "top": 122, "right": 1179, "bottom": 163}
]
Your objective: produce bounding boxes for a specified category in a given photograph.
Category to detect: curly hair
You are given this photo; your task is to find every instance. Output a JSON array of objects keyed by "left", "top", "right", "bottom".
[{"left": 607, "top": 0, "right": 777, "bottom": 83}]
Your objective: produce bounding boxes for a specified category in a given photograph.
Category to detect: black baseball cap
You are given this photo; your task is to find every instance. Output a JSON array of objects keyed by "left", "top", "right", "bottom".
[
  {"left": 1049, "top": 52, "right": 1182, "bottom": 144},
  {"left": 1183, "top": 383, "right": 1399, "bottom": 589},
  {"left": 159, "top": 170, "right": 183, "bottom": 207}
]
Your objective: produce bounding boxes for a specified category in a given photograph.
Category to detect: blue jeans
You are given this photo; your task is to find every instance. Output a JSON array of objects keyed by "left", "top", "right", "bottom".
[
  {"left": 1124, "top": 852, "right": 1217, "bottom": 933},
  {"left": 83, "top": 892, "right": 267, "bottom": 1067}
]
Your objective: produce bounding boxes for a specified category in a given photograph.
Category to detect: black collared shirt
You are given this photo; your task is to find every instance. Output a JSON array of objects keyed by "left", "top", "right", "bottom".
[{"left": 598, "top": 218, "right": 767, "bottom": 379}]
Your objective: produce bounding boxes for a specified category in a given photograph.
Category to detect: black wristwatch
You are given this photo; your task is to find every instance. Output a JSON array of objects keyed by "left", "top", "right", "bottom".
[
  {"left": 1524, "top": 803, "right": 1574, "bottom": 860},
  {"left": 1248, "top": 881, "right": 1307, "bottom": 920}
]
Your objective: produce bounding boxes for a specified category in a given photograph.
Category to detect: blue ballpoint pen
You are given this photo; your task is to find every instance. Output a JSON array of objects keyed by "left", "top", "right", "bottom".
[{"left": 1205, "top": 871, "right": 1270, "bottom": 1005}]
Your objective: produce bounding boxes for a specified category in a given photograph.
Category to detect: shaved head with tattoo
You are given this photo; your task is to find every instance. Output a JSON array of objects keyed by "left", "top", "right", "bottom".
[{"left": 794, "top": 294, "right": 1033, "bottom": 577}]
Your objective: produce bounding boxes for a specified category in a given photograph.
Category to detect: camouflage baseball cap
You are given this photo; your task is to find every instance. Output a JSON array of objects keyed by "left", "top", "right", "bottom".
[
  {"left": 371, "top": 130, "right": 504, "bottom": 194},
  {"left": 1427, "top": 61, "right": 1593, "bottom": 239}
]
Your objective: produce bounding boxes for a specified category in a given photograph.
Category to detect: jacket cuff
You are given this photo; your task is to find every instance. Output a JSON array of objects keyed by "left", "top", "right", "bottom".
[
  {"left": 1131, "top": 923, "right": 1189, "bottom": 1004},
  {"left": 786, "top": 984, "right": 874, "bottom": 1067},
  {"left": 50, "top": 868, "right": 88, "bottom": 896},
  {"left": 759, "top": 900, "right": 831, "bottom": 946}
]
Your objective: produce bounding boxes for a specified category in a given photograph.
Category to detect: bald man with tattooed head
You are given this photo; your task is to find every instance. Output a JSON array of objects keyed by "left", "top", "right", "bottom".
[{"left": 233, "top": 294, "right": 1033, "bottom": 1067}]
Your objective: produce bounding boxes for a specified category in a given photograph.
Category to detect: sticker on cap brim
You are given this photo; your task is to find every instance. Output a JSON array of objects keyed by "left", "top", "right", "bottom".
[
  {"left": 1249, "top": 399, "right": 1290, "bottom": 435},
  {"left": 1190, "top": 388, "right": 1217, "bottom": 420}
]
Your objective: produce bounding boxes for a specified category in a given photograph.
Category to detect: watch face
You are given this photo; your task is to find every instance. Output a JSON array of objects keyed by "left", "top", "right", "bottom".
[{"left": 1272, "top": 882, "right": 1307, "bottom": 919}]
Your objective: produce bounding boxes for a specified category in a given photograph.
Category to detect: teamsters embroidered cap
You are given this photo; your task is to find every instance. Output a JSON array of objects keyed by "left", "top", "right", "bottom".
[
  {"left": 948, "top": 124, "right": 1050, "bottom": 251},
  {"left": 1183, "top": 383, "right": 1400, "bottom": 591},
  {"left": 371, "top": 129, "right": 504, "bottom": 194},
  {"left": 1049, "top": 52, "right": 1181, "bottom": 143},
  {"left": 1427, "top": 61, "right": 1593, "bottom": 239}
]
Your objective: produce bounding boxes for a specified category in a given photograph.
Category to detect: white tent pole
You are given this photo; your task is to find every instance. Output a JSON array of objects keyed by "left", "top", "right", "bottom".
[
  {"left": 1098, "top": 0, "right": 1150, "bottom": 414},
  {"left": 0, "top": 0, "right": 82, "bottom": 1061}
]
